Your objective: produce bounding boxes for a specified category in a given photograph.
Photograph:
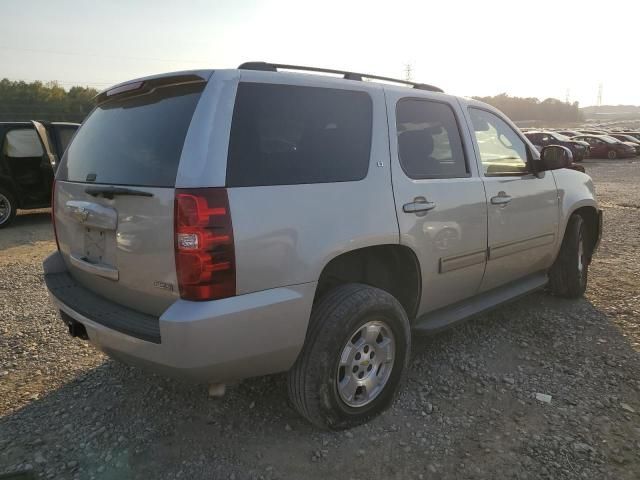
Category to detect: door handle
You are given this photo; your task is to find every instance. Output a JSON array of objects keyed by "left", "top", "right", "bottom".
[
  {"left": 403, "top": 198, "right": 436, "bottom": 214},
  {"left": 490, "top": 192, "right": 512, "bottom": 205}
]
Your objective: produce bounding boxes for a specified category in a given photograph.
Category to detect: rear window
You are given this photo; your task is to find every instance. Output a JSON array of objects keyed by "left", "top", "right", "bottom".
[
  {"left": 58, "top": 82, "right": 204, "bottom": 187},
  {"left": 226, "top": 83, "right": 372, "bottom": 187}
]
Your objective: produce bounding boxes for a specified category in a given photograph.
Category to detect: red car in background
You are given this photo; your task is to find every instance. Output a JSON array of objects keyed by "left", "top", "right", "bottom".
[{"left": 572, "top": 135, "right": 636, "bottom": 159}]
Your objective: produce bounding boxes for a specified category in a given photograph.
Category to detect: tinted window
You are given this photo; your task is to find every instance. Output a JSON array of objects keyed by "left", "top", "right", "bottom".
[
  {"left": 59, "top": 83, "right": 204, "bottom": 187},
  {"left": 3, "top": 128, "right": 44, "bottom": 158},
  {"left": 56, "top": 127, "right": 77, "bottom": 155},
  {"left": 226, "top": 83, "right": 372, "bottom": 187},
  {"left": 469, "top": 108, "right": 529, "bottom": 176},
  {"left": 395, "top": 99, "right": 467, "bottom": 179}
]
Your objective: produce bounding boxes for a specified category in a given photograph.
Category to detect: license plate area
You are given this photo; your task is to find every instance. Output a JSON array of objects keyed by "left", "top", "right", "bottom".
[{"left": 84, "top": 227, "right": 107, "bottom": 264}]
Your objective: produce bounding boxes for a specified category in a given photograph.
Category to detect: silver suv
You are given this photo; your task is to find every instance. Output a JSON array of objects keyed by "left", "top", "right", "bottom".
[{"left": 43, "top": 62, "right": 602, "bottom": 429}]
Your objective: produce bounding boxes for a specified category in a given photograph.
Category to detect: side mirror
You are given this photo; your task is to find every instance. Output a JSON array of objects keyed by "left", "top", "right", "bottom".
[{"left": 538, "top": 145, "right": 573, "bottom": 171}]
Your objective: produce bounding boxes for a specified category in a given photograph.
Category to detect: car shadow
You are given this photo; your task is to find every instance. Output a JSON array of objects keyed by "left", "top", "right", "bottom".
[{"left": 1, "top": 289, "right": 638, "bottom": 480}]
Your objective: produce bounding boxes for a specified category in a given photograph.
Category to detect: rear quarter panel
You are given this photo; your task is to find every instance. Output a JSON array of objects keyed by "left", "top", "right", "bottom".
[{"left": 224, "top": 74, "right": 399, "bottom": 295}]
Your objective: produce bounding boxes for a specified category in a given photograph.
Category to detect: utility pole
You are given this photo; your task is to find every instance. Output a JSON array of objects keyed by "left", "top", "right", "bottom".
[
  {"left": 565, "top": 88, "right": 570, "bottom": 104},
  {"left": 597, "top": 83, "right": 603, "bottom": 107},
  {"left": 404, "top": 64, "right": 412, "bottom": 82}
]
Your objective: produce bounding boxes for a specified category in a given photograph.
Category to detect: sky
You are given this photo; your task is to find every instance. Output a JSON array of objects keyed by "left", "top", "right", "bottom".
[{"left": 2, "top": 0, "right": 638, "bottom": 107}]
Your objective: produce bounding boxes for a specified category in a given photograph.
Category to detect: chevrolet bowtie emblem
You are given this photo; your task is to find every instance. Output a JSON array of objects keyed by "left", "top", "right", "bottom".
[{"left": 73, "top": 207, "right": 90, "bottom": 223}]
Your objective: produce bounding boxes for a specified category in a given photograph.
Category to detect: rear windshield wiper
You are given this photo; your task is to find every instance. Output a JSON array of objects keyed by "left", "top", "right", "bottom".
[{"left": 84, "top": 186, "right": 154, "bottom": 199}]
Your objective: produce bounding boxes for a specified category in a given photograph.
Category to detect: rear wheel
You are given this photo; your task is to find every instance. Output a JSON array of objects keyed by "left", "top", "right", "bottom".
[
  {"left": 607, "top": 150, "right": 617, "bottom": 160},
  {"left": 0, "top": 189, "right": 17, "bottom": 228},
  {"left": 549, "top": 214, "right": 588, "bottom": 298},
  {"left": 287, "top": 284, "right": 410, "bottom": 430}
]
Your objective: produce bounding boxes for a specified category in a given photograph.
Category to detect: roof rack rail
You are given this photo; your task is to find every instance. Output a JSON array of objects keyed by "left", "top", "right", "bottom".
[{"left": 238, "top": 62, "right": 444, "bottom": 93}]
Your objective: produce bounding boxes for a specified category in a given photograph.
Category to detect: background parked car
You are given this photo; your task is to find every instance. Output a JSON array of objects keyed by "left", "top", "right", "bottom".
[
  {"left": 572, "top": 134, "right": 636, "bottom": 159},
  {"left": 556, "top": 129, "right": 583, "bottom": 138},
  {"left": 524, "top": 130, "right": 590, "bottom": 161},
  {"left": 0, "top": 121, "right": 78, "bottom": 227},
  {"left": 578, "top": 130, "right": 609, "bottom": 135},
  {"left": 609, "top": 134, "right": 640, "bottom": 154}
]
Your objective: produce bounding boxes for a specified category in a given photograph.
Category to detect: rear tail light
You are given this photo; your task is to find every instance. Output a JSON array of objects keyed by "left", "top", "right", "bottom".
[
  {"left": 174, "top": 188, "right": 236, "bottom": 301},
  {"left": 51, "top": 180, "right": 60, "bottom": 251}
]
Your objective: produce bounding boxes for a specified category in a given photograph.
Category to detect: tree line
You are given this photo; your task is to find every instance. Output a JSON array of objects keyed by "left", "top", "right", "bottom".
[
  {"left": 0, "top": 79, "right": 98, "bottom": 123},
  {"left": 472, "top": 93, "right": 583, "bottom": 124},
  {"left": 0, "top": 79, "right": 584, "bottom": 125}
]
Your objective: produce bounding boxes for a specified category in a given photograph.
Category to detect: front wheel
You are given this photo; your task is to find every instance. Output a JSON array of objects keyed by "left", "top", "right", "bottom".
[
  {"left": 549, "top": 214, "right": 588, "bottom": 298},
  {"left": 287, "top": 284, "right": 411, "bottom": 430},
  {"left": 607, "top": 149, "right": 617, "bottom": 160}
]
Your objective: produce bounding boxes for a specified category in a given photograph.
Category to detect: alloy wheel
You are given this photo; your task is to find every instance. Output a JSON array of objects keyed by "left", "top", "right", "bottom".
[{"left": 336, "top": 320, "right": 395, "bottom": 408}]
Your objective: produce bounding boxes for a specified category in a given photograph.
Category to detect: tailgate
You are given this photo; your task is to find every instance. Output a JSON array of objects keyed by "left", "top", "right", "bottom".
[{"left": 54, "top": 77, "right": 206, "bottom": 316}]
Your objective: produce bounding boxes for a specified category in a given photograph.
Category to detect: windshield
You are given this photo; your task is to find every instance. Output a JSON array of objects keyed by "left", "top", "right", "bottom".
[
  {"left": 601, "top": 136, "right": 620, "bottom": 144},
  {"left": 550, "top": 132, "right": 571, "bottom": 141}
]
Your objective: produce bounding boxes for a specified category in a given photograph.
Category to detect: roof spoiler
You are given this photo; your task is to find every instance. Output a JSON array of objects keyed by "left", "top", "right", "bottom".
[{"left": 95, "top": 72, "right": 209, "bottom": 105}]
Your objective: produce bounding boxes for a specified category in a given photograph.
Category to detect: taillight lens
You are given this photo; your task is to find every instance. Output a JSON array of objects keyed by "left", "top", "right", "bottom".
[
  {"left": 174, "top": 188, "right": 236, "bottom": 301},
  {"left": 51, "top": 180, "right": 60, "bottom": 251}
]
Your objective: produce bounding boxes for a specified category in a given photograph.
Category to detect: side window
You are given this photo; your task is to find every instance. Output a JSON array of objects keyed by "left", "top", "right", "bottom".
[
  {"left": 3, "top": 128, "right": 44, "bottom": 158},
  {"left": 468, "top": 108, "right": 529, "bottom": 176},
  {"left": 227, "top": 83, "right": 372, "bottom": 187},
  {"left": 395, "top": 99, "right": 467, "bottom": 179}
]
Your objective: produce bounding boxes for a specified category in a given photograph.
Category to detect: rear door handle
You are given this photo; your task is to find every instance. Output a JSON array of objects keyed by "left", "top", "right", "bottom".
[
  {"left": 490, "top": 192, "right": 512, "bottom": 205},
  {"left": 403, "top": 198, "right": 436, "bottom": 214}
]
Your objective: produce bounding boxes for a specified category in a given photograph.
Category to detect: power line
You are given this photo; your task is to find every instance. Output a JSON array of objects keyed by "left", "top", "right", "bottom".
[
  {"left": 2, "top": 77, "right": 113, "bottom": 86},
  {"left": 0, "top": 45, "right": 208, "bottom": 66},
  {"left": 404, "top": 64, "right": 412, "bottom": 81}
]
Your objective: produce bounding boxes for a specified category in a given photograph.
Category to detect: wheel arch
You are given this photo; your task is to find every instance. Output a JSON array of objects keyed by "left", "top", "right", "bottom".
[
  {"left": 557, "top": 204, "right": 601, "bottom": 263},
  {"left": 0, "top": 178, "right": 19, "bottom": 208},
  {"left": 314, "top": 244, "right": 422, "bottom": 320}
]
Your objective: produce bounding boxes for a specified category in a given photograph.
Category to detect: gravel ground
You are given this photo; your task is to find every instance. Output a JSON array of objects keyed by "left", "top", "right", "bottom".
[{"left": 1, "top": 161, "right": 639, "bottom": 480}]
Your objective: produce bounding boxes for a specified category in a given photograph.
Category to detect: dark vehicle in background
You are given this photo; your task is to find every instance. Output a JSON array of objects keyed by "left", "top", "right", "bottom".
[
  {"left": 524, "top": 131, "right": 590, "bottom": 161},
  {"left": 0, "top": 121, "right": 78, "bottom": 227},
  {"left": 618, "top": 132, "right": 640, "bottom": 141},
  {"left": 556, "top": 129, "right": 583, "bottom": 138},
  {"left": 573, "top": 134, "right": 636, "bottom": 159},
  {"left": 578, "top": 130, "right": 608, "bottom": 136}
]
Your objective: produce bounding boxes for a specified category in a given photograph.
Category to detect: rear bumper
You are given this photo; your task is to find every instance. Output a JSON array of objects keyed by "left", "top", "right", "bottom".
[{"left": 43, "top": 251, "right": 315, "bottom": 382}]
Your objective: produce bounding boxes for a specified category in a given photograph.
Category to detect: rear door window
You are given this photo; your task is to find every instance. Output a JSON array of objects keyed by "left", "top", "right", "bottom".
[
  {"left": 58, "top": 82, "right": 204, "bottom": 187},
  {"left": 226, "top": 83, "right": 372, "bottom": 186},
  {"left": 395, "top": 98, "right": 468, "bottom": 178},
  {"left": 56, "top": 126, "right": 77, "bottom": 155}
]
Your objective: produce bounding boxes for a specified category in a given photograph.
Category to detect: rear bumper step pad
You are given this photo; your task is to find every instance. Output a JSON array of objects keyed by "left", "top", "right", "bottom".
[{"left": 45, "top": 272, "right": 161, "bottom": 344}]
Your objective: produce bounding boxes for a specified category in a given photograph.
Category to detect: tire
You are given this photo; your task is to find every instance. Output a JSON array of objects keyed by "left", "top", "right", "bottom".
[
  {"left": 0, "top": 188, "right": 17, "bottom": 229},
  {"left": 287, "top": 283, "right": 411, "bottom": 430},
  {"left": 607, "top": 150, "right": 617, "bottom": 160},
  {"left": 549, "top": 214, "right": 588, "bottom": 298}
]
